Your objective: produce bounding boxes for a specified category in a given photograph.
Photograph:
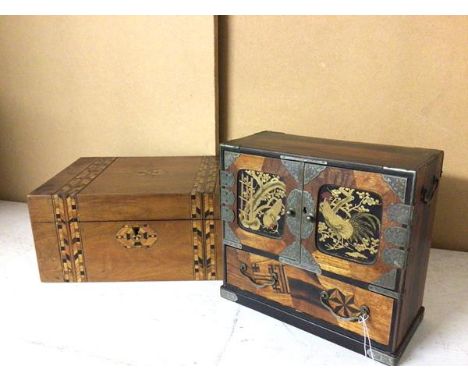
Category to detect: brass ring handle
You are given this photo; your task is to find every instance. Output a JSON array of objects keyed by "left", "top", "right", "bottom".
[
  {"left": 239, "top": 262, "right": 278, "bottom": 289},
  {"left": 320, "top": 291, "right": 370, "bottom": 322}
]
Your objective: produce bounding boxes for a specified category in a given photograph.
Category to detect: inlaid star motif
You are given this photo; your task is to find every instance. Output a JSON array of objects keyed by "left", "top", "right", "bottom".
[{"left": 326, "top": 288, "right": 361, "bottom": 318}]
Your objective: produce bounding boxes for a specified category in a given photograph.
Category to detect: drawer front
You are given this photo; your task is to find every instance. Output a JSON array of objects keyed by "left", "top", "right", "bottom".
[
  {"left": 226, "top": 246, "right": 395, "bottom": 346},
  {"left": 81, "top": 220, "right": 195, "bottom": 281}
]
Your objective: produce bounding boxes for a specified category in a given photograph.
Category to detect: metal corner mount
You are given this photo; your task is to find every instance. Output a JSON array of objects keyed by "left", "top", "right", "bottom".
[
  {"left": 303, "top": 163, "right": 326, "bottom": 185},
  {"left": 220, "top": 287, "right": 238, "bottom": 302},
  {"left": 367, "top": 349, "right": 399, "bottom": 366},
  {"left": 382, "top": 248, "right": 407, "bottom": 269},
  {"left": 221, "top": 206, "right": 235, "bottom": 223},
  {"left": 279, "top": 242, "right": 321, "bottom": 275},
  {"left": 281, "top": 159, "right": 303, "bottom": 184},
  {"left": 382, "top": 174, "right": 407, "bottom": 203},
  {"left": 224, "top": 222, "right": 241, "bottom": 248},
  {"left": 371, "top": 269, "right": 397, "bottom": 290},
  {"left": 387, "top": 203, "right": 413, "bottom": 226},
  {"left": 384, "top": 227, "right": 410, "bottom": 248},
  {"left": 220, "top": 170, "right": 234, "bottom": 187},
  {"left": 221, "top": 188, "right": 235, "bottom": 206},
  {"left": 224, "top": 151, "right": 240, "bottom": 170},
  {"left": 368, "top": 284, "right": 401, "bottom": 300}
]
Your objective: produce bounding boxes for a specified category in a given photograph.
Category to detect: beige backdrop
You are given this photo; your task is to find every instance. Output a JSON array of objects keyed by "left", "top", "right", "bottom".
[
  {"left": 0, "top": 16, "right": 217, "bottom": 202},
  {"left": 219, "top": 16, "right": 468, "bottom": 251},
  {"left": 1, "top": 16, "right": 467, "bottom": 252}
]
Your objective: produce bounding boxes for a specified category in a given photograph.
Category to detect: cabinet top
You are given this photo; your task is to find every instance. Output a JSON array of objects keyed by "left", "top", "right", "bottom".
[{"left": 222, "top": 131, "right": 443, "bottom": 171}]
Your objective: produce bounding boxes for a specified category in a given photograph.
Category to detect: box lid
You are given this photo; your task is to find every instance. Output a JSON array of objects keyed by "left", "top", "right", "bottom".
[{"left": 28, "top": 156, "right": 219, "bottom": 222}]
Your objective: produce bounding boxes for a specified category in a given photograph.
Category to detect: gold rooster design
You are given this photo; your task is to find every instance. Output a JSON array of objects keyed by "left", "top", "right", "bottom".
[
  {"left": 238, "top": 170, "right": 286, "bottom": 236},
  {"left": 317, "top": 186, "right": 382, "bottom": 263}
]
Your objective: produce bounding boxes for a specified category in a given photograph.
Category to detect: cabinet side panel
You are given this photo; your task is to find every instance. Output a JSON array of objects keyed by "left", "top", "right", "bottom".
[
  {"left": 27, "top": 195, "right": 54, "bottom": 223},
  {"left": 395, "top": 154, "right": 443, "bottom": 348},
  {"left": 30, "top": 221, "right": 64, "bottom": 282}
]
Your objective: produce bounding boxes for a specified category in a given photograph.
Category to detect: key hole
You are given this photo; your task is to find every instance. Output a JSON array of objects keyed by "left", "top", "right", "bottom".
[{"left": 303, "top": 207, "right": 307, "bottom": 214}]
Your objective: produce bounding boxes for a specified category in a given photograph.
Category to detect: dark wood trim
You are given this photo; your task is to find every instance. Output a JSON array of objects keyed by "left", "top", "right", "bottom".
[{"left": 221, "top": 285, "right": 424, "bottom": 365}]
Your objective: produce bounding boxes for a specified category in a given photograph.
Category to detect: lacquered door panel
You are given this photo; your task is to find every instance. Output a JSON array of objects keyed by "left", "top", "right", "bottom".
[
  {"left": 301, "top": 164, "right": 412, "bottom": 291},
  {"left": 221, "top": 151, "right": 303, "bottom": 257}
]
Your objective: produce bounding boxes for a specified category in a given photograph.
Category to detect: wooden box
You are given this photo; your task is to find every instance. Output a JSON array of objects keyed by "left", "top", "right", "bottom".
[
  {"left": 220, "top": 131, "right": 443, "bottom": 365},
  {"left": 28, "top": 156, "right": 221, "bottom": 282}
]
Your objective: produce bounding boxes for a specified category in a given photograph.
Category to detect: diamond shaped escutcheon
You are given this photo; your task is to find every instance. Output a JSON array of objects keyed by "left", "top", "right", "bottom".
[{"left": 115, "top": 224, "right": 158, "bottom": 248}]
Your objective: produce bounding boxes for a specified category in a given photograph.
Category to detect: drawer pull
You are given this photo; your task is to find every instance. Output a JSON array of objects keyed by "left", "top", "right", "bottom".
[
  {"left": 320, "top": 290, "right": 370, "bottom": 322},
  {"left": 286, "top": 208, "right": 296, "bottom": 217},
  {"left": 239, "top": 262, "right": 278, "bottom": 289},
  {"left": 305, "top": 214, "right": 315, "bottom": 223}
]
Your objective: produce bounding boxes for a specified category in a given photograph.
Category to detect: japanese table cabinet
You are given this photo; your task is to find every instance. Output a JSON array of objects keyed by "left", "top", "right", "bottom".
[{"left": 219, "top": 131, "right": 443, "bottom": 365}]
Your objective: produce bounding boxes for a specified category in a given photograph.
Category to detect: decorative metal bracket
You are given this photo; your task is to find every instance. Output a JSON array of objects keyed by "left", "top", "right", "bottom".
[
  {"left": 384, "top": 227, "right": 410, "bottom": 248},
  {"left": 382, "top": 174, "right": 407, "bottom": 203},
  {"left": 370, "top": 269, "right": 398, "bottom": 291},
  {"left": 223, "top": 151, "right": 240, "bottom": 170},
  {"left": 281, "top": 159, "right": 303, "bottom": 184},
  {"left": 221, "top": 206, "right": 234, "bottom": 222},
  {"left": 285, "top": 189, "right": 302, "bottom": 237},
  {"left": 367, "top": 349, "right": 398, "bottom": 366},
  {"left": 221, "top": 188, "right": 235, "bottom": 206},
  {"left": 387, "top": 203, "right": 413, "bottom": 226},
  {"left": 368, "top": 284, "right": 401, "bottom": 300},
  {"left": 304, "top": 163, "right": 326, "bottom": 185},
  {"left": 279, "top": 241, "right": 321, "bottom": 275},
  {"left": 300, "top": 191, "right": 315, "bottom": 239},
  {"left": 280, "top": 188, "right": 321, "bottom": 274},
  {"left": 224, "top": 224, "right": 241, "bottom": 249},
  {"left": 220, "top": 170, "right": 234, "bottom": 187},
  {"left": 382, "top": 248, "right": 407, "bottom": 269}
]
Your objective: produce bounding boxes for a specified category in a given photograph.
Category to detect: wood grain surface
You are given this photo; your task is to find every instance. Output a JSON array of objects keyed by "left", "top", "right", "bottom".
[
  {"left": 81, "top": 220, "right": 194, "bottom": 281},
  {"left": 27, "top": 156, "right": 221, "bottom": 282},
  {"left": 226, "top": 247, "right": 394, "bottom": 346},
  {"left": 227, "top": 131, "right": 441, "bottom": 171}
]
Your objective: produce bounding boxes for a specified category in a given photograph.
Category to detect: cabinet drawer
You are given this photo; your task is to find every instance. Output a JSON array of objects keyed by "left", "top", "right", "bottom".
[
  {"left": 226, "top": 246, "right": 395, "bottom": 346},
  {"left": 80, "top": 220, "right": 194, "bottom": 281}
]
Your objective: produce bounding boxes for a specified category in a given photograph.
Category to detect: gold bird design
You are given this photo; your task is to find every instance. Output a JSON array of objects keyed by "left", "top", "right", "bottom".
[
  {"left": 319, "top": 189, "right": 380, "bottom": 242},
  {"left": 239, "top": 171, "right": 286, "bottom": 232},
  {"left": 262, "top": 198, "right": 283, "bottom": 230}
]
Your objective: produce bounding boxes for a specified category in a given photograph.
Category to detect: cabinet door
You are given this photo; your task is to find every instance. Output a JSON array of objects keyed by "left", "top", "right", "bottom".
[
  {"left": 221, "top": 151, "right": 303, "bottom": 257},
  {"left": 301, "top": 164, "right": 412, "bottom": 292}
]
